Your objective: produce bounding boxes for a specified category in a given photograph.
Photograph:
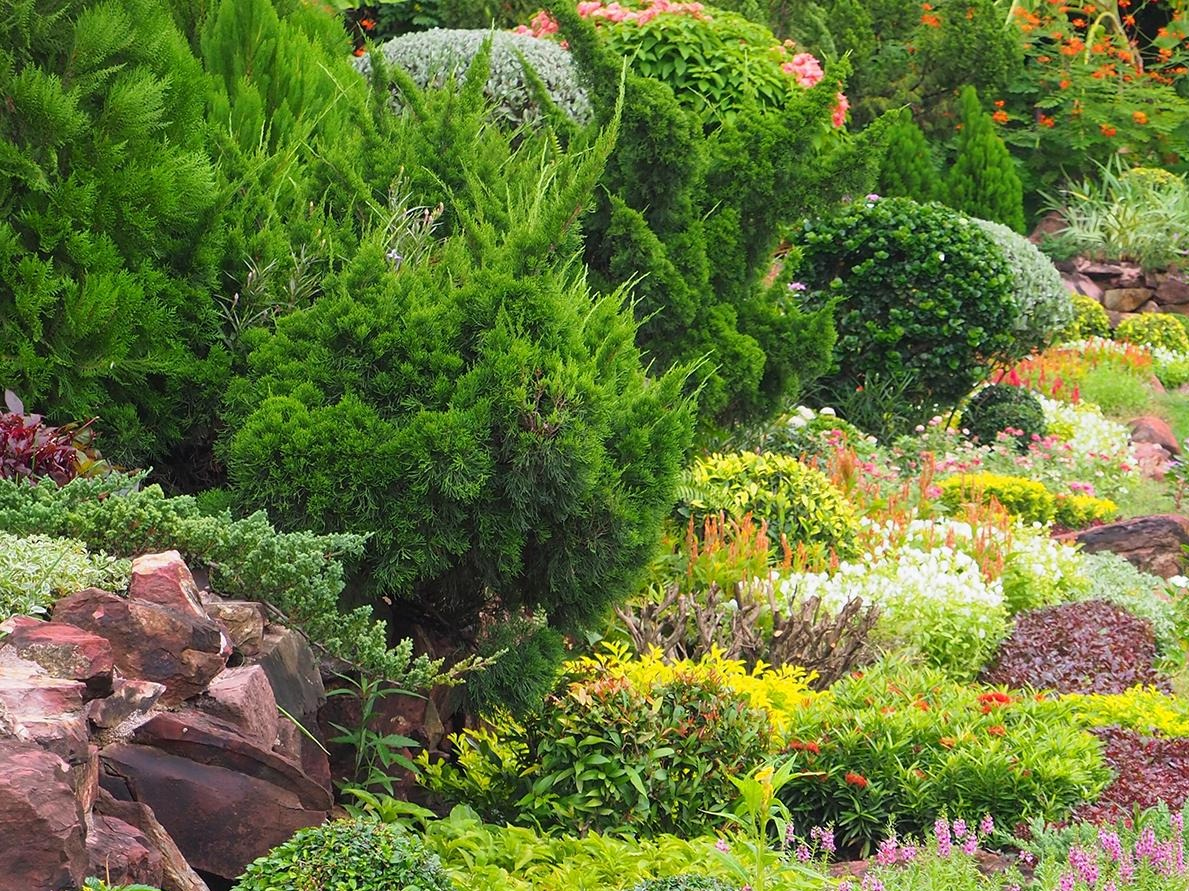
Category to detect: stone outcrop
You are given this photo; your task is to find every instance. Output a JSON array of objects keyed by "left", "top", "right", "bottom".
[
  {"left": 1058, "top": 514, "right": 1189, "bottom": 578},
  {"left": 1057, "top": 257, "right": 1189, "bottom": 325},
  {"left": 0, "top": 550, "right": 336, "bottom": 888}
]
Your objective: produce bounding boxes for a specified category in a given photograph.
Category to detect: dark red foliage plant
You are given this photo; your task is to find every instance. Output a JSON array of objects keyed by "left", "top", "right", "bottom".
[
  {"left": 0, "top": 391, "right": 108, "bottom": 485},
  {"left": 1074, "top": 728, "right": 1189, "bottom": 824},
  {"left": 982, "top": 600, "right": 1165, "bottom": 694}
]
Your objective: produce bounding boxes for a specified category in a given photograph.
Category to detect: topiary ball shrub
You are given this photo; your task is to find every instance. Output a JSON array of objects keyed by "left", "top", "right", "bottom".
[
  {"left": 795, "top": 197, "right": 1018, "bottom": 415},
  {"left": 1062, "top": 293, "right": 1112, "bottom": 341},
  {"left": 962, "top": 383, "right": 1046, "bottom": 449},
  {"left": 631, "top": 877, "right": 736, "bottom": 891},
  {"left": 1115, "top": 313, "right": 1189, "bottom": 354},
  {"left": 361, "top": 29, "right": 592, "bottom": 127},
  {"left": 968, "top": 217, "right": 1073, "bottom": 352},
  {"left": 982, "top": 600, "right": 1164, "bottom": 694},
  {"left": 233, "top": 818, "right": 456, "bottom": 891},
  {"left": 682, "top": 451, "right": 860, "bottom": 557}
]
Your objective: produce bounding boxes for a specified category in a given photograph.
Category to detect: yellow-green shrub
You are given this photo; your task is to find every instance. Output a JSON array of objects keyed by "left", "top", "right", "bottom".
[
  {"left": 1054, "top": 493, "right": 1119, "bottom": 529},
  {"left": 1062, "top": 294, "right": 1111, "bottom": 341},
  {"left": 939, "top": 473, "right": 1056, "bottom": 525},
  {"left": 1065, "top": 686, "right": 1189, "bottom": 738},
  {"left": 1115, "top": 313, "right": 1189, "bottom": 353},
  {"left": 682, "top": 451, "right": 860, "bottom": 557}
]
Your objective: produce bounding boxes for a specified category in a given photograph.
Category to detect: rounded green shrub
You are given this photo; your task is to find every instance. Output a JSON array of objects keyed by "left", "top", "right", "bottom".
[
  {"left": 969, "top": 217, "right": 1074, "bottom": 352},
  {"left": 631, "top": 877, "right": 736, "bottom": 891},
  {"left": 962, "top": 384, "right": 1046, "bottom": 449},
  {"left": 1054, "top": 493, "right": 1118, "bottom": 530},
  {"left": 233, "top": 818, "right": 455, "bottom": 891},
  {"left": 464, "top": 613, "right": 565, "bottom": 718},
  {"left": 795, "top": 197, "right": 1018, "bottom": 413},
  {"left": 939, "top": 472, "right": 1056, "bottom": 525},
  {"left": 682, "top": 451, "right": 859, "bottom": 556},
  {"left": 1062, "top": 293, "right": 1112, "bottom": 341},
  {"left": 1115, "top": 313, "right": 1189, "bottom": 353},
  {"left": 362, "top": 29, "right": 592, "bottom": 127}
]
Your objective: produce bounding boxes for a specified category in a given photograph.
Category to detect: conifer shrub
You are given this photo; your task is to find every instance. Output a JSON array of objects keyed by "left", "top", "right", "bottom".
[
  {"left": 464, "top": 612, "right": 565, "bottom": 718},
  {"left": 1063, "top": 294, "right": 1112, "bottom": 341},
  {"left": 363, "top": 29, "right": 593, "bottom": 127},
  {"left": 878, "top": 112, "right": 940, "bottom": 202},
  {"left": 220, "top": 54, "right": 694, "bottom": 636},
  {"left": 1115, "top": 313, "right": 1189, "bottom": 354},
  {"left": 961, "top": 384, "right": 1045, "bottom": 449},
  {"left": 794, "top": 197, "right": 1018, "bottom": 415},
  {"left": 0, "top": 0, "right": 229, "bottom": 463},
  {"left": 233, "top": 818, "right": 456, "bottom": 891},
  {"left": 945, "top": 86, "right": 1026, "bottom": 233},
  {"left": 553, "top": 2, "right": 891, "bottom": 428},
  {"left": 969, "top": 217, "right": 1073, "bottom": 353}
]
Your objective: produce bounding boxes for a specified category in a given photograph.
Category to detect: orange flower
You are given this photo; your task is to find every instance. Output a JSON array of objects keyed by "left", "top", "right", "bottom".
[
  {"left": 992, "top": 110, "right": 1009, "bottom": 124},
  {"left": 987, "top": 724, "right": 1006, "bottom": 736},
  {"left": 978, "top": 691, "right": 1013, "bottom": 713},
  {"left": 994, "top": 99, "right": 1006, "bottom": 107},
  {"left": 939, "top": 736, "right": 957, "bottom": 748},
  {"left": 1039, "top": 114, "right": 1056, "bottom": 128},
  {"left": 353, "top": 45, "right": 366, "bottom": 56},
  {"left": 1133, "top": 110, "right": 1149, "bottom": 124},
  {"left": 1124, "top": 14, "right": 1136, "bottom": 26},
  {"left": 1037, "top": 55, "right": 1053, "bottom": 63},
  {"left": 359, "top": 16, "right": 377, "bottom": 29},
  {"left": 845, "top": 771, "right": 869, "bottom": 788},
  {"left": 921, "top": 12, "right": 941, "bottom": 26},
  {"left": 1072, "top": 17, "right": 1085, "bottom": 27},
  {"left": 1059, "top": 78, "right": 1071, "bottom": 88}
]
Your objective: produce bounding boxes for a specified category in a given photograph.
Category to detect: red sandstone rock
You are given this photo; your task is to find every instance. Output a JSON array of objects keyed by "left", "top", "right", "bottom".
[
  {"left": 0, "top": 741, "right": 86, "bottom": 891},
  {"left": 1130, "top": 415, "right": 1181, "bottom": 456},
  {"left": 129, "top": 551, "right": 210, "bottom": 621},
  {"left": 86, "top": 814, "right": 163, "bottom": 887},
  {"left": 94, "top": 788, "right": 210, "bottom": 891},
  {"left": 1058, "top": 514, "right": 1189, "bottom": 578},
  {"left": 201, "top": 598, "right": 267, "bottom": 657},
  {"left": 53, "top": 588, "right": 229, "bottom": 705},
  {"left": 87, "top": 678, "right": 166, "bottom": 730},
  {"left": 1, "top": 620, "right": 114, "bottom": 697},
  {"left": 195, "top": 664, "right": 279, "bottom": 750},
  {"left": 1104, "top": 287, "right": 1154, "bottom": 312},
  {"left": 257, "top": 626, "right": 325, "bottom": 720}
]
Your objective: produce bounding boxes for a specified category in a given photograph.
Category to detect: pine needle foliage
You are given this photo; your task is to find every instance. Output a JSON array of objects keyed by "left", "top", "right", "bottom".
[
  {"left": 945, "top": 85, "right": 1026, "bottom": 233},
  {"left": 551, "top": 3, "right": 892, "bottom": 431},
  {"left": 220, "top": 44, "right": 695, "bottom": 634},
  {"left": 878, "top": 111, "right": 941, "bottom": 202},
  {"left": 0, "top": 0, "right": 229, "bottom": 463}
]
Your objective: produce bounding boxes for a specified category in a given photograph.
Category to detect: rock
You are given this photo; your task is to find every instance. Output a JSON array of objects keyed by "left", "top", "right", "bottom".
[
  {"left": 257, "top": 626, "right": 325, "bottom": 723},
  {"left": 1130, "top": 416, "right": 1181, "bottom": 455},
  {"left": 129, "top": 551, "right": 210, "bottom": 622},
  {"left": 1028, "top": 210, "right": 1066, "bottom": 244},
  {"left": 94, "top": 788, "right": 210, "bottom": 891},
  {"left": 0, "top": 615, "right": 41, "bottom": 635},
  {"left": 53, "top": 588, "right": 230, "bottom": 705},
  {"left": 87, "top": 678, "right": 166, "bottom": 731},
  {"left": 1116, "top": 263, "right": 1146, "bottom": 288},
  {"left": 202, "top": 598, "right": 267, "bottom": 657},
  {"left": 86, "top": 814, "right": 163, "bottom": 888},
  {"left": 1132, "top": 441, "right": 1174, "bottom": 480},
  {"left": 195, "top": 665, "right": 279, "bottom": 750},
  {"left": 1078, "top": 260, "right": 1127, "bottom": 276},
  {"left": 1059, "top": 514, "right": 1189, "bottom": 578},
  {"left": 1062, "top": 272, "right": 1103, "bottom": 301},
  {"left": 0, "top": 620, "right": 114, "bottom": 698},
  {"left": 0, "top": 741, "right": 86, "bottom": 891},
  {"left": 1137, "top": 299, "right": 1160, "bottom": 313},
  {"left": 1157, "top": 275, "right": 1189, "bottom": 304},
  {"left": 1103, "top": 287, "right": 1155, "bottom": 312},
  {"left": 102, "top": 710, "right": 331, "bottom": 880}
]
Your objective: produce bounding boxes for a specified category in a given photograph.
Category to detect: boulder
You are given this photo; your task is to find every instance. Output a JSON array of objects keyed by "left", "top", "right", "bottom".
[
  {"left": 85, "top": 814, "right": 163, "bottom": 888},
  {"left": 1058, "top": 514, "right": 1189, "bottom": 578},
  {"left": 102, "top": 711, "right": 331, "bottom": 880},
  {"left": 129, "top": 551, "right": 209, "bottom": 621},
  {"left": 257, "top": 626, "right": 324, "bottom": 723},
  {"left": 1157, "top": 275, "right": 1189, "bottom": 305},
  {"left": 1103, "top": 288, "right": 1155, "bottom": 312},
  {"left": 1130, "top": 415, "right": 1181, "bottom": 456},
  {"left": 87, "top": 678, "right": 166, "bottom": 731},
  {"left": 194, "top": 664, "right": 279, "bottom": 750},
  {"left": 0, "top": 741, "right": 86, "bottom": 891},
  {"left": 94, "top": 788, "right": 210, "bottom": 891},
  {"left": 53, "top": 588, "right": 229, "bottom": 705},
  {"left": 1061, "top": 272, "right": 1103, "bottom": 302},
  {"left": 201, "top": 598, "right": 267, "bottom": 657},
  {"left": 0, "top": 620, "right": 114, "bottom": 698}
]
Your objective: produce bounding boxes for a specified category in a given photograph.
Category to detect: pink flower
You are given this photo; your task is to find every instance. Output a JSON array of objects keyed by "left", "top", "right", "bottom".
[
  {"left": 832, "top": 92, "right": 850, "bottom": 128},
  {"left": 715, "top": 838, "right": 730, "bottom": 853},
  {"left": 577, "top": 1, "right": 603, "bottom": 14},
  {"left": 784, "top": 52, "right": 824, "bottom": 87}
]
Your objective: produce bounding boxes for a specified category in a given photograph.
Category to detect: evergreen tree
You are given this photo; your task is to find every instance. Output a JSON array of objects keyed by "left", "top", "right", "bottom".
[
  {"left": 878, "top": 112, "right": 941, "bottom": 202},
  {"left": 945, "top": 85, "right": 1026, "bottom": 232},
  {"left": 0, "top": 0, "right": 228, "bottom": 463}
]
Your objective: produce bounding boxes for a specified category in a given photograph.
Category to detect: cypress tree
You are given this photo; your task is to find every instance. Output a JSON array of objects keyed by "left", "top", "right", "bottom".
[
  {"left": 0, "top": 0, "right": 228, "bottom": 463},
  {"left": 945, "top": 85, "right": 1026, "bottom": 232},
  {"left": 879, "top": 111, "right": 941, "bottom": 202}
]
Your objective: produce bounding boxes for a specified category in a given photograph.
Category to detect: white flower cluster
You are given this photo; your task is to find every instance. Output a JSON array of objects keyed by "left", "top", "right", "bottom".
[
  {"left": 785, "top": 405, "right": 836, "bottom": 429},
  {"left": 1037, "top": 394, "right": 1135, "bottom": 464},
  {"left": 1001, "top": 527, "right": 1089, "bottom": 613}
]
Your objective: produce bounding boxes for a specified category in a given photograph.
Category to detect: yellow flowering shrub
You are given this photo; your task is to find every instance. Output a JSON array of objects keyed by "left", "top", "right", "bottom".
[{"left": 1064, "top": 686, "right": 1189, "bottom": 738}]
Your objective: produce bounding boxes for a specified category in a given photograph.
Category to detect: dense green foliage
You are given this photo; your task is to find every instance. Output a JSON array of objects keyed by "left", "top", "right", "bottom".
[
  {"left": 555, "top": 3, "right": 889, "bottom": 429},
  {"left": 795, "top": 197, "right": 1018, "bottom": 415},
  {"left": 0, "top": 0, "right": 228, "bottom": 464},
  {"left": 682, "top": 451, "right": 860, "bottom": 556},
  {"left": 221, "top": 52, "right": 694, "bottom": 634},
  {"left": 0, "top": 473, "right": 445, "bottom": 687},
  {"left": 1062, "top": 294, "right": 1112, "bottom": 341},
  {"left": 233, "top": 818, "right": 456, "bottom": 891},
  {"left": 946, "top": 87, "right": 1025, "bottom": 234},
  {"left": 878, "top": 112, "right": 940, "bottom": 203},
  {"left": 962, "top": 384, "right": 1046, "bottom": 449},
  {"left": 1116, "top": 313, "right": 1189, "bottom": 354},
  {"left": 364, "top": 29, "right": 592, "bottom": 127},
  {"left": 464, "top": 613, "right": 565, "bottom": 717},
  {"left": 968, "top": 217, "right": 1072, "bottom": 353},
  {"left": 631, "top": 878, "right": 736, "bottom": 891},
  {"left": 0, "top": 532, "right": 128, "bottom": 619},
  {"left": 939, "top": 472, "right": 1056, "bottom": 526}
]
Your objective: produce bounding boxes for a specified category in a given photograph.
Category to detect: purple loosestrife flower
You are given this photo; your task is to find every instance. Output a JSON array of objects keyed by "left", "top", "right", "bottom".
[
  {"left": 1069, "top": 847, "right": 1099, "bottom": 886},
  {"left": 962, "top": 834, "right": 979, "bottom": 856},
  {"left": 953, "top": 819, "right": 968, "bottom": 839},
  {"left": 1098, "top": 828, "right": 1123, "bottom": 862},
  {"left": 900, "top": 845, "right": 918, "bottom": 863},
  {"left": 935, "top": 817, "right": 953, "bottom": 858},
  {"left": 715, "top": 838, "right": 730, "bottom": 853},
  {"left": 1057, "top": 873, "right": 1075, "bottom": 891},
  {"left": 796, "top": 844, "right": 812, "bottom": 863},
  {"left": 980, "top": 814, "right": 995, "bottom": 836},
  {"left": 788, "top": 281, "right": 808, "bottom": 292},
  {"left": 876, "top": 837, "right": 900, "bottom": 866},
  {"left": 861, "top": 876, "right": 884, "bottom": 891},
  {"left": 812, "top": 826, "right": 837, "bottom": 854}
]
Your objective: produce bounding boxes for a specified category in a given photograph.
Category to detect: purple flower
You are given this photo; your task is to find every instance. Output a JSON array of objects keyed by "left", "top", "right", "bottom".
[
  {"left": 900, "top": 845, "right": 918, "bottom": 863},
  {"left": 1057, "top": 873, "right": 1075, "bottom": 891},
  {"left": 1098, "top": 828, "right": 1123, "bottom": 862},
  {"left": 980, "top": 814, "right": 995, "bottom": 836},
  {"left": 953, "top": 819, "right": 969, "bottom": 839},
  {"left": 962, "top": 834, "right": 979, "bottom": 856},
  {"left": 865, "top": 193, "right": 881, "bottom": 202},
  {"left": 715, "top": 838, "right": 730, "bottom": 854},
  {"left": 811, "top": 826, "right": 837, "bottom": 854},
  {"left": 788, "top": 281, "right": 808, "bottom": 292},
  {"left": 861, "top": 876, "right": 885, "bottom": 891},
  {"left": 796, "top": 843, "right": 812, "bottom": 863},
  {"left": 876, "top": 836, "right": 900, "bottom": 866}
]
